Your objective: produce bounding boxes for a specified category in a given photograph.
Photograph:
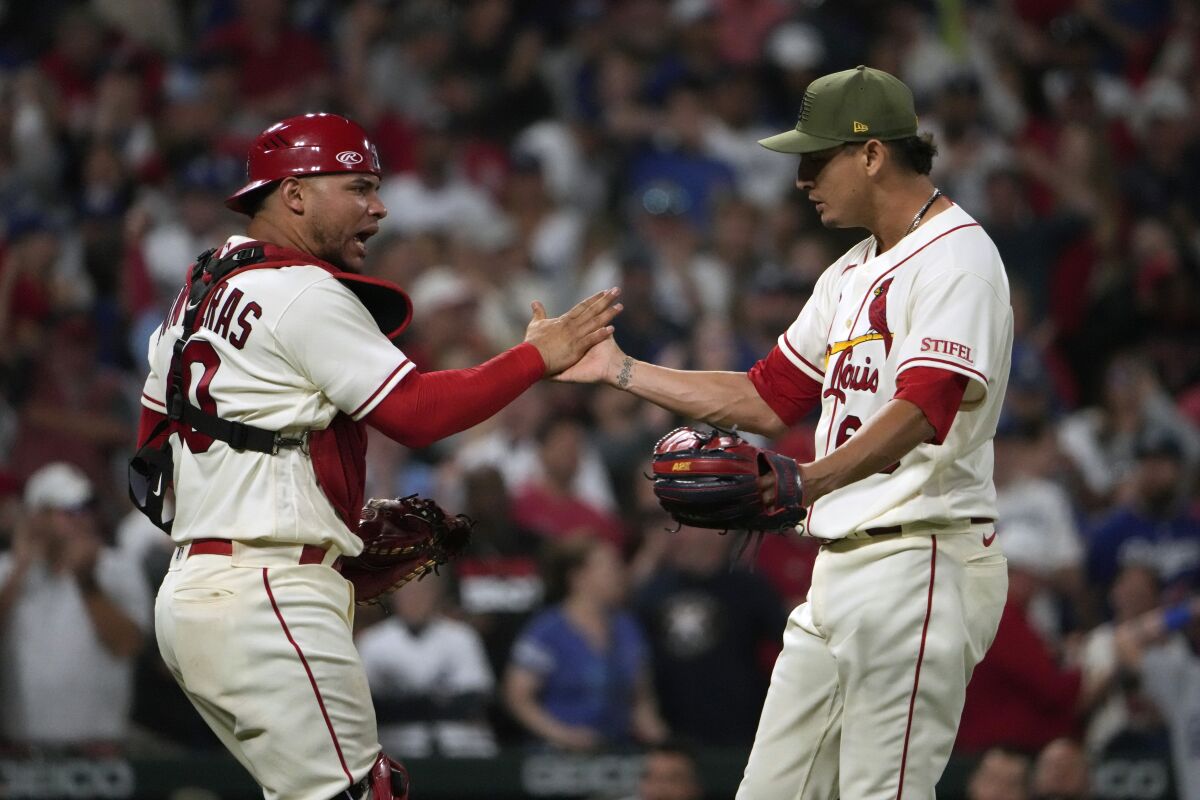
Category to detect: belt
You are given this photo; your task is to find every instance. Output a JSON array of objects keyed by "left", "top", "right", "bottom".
[
  {"left": 187, "top": 538, "right": 331, "bottom": 565},
  {"left": 858, "top": 517, "right": 994, "bottom": 538}
]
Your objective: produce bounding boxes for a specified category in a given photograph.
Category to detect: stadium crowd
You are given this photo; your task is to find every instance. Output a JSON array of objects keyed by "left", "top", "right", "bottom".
[{"left": 1, "top": 0, "right": 1199, "bottom": 797}]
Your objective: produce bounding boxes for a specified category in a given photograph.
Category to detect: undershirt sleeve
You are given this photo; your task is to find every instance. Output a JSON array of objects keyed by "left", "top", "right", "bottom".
[
  {"left": 893, "top": 366, "right": 968, "bottom": 445},
  {"left": 364, "top": 343, "right": 545, "bottom": 448},
  {"left": 748, "top": 345, "right": 823, "bottom": 426}
]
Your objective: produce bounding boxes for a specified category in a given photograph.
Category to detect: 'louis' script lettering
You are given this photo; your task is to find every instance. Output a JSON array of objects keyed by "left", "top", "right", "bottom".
[{"left": 823, "top": 349, "right": 880, "bottom": 403}]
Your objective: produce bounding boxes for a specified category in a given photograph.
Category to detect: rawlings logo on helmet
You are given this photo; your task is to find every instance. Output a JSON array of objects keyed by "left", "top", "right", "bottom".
[{"left": 336, "top": 150, "right": 364, "bottom": 165}]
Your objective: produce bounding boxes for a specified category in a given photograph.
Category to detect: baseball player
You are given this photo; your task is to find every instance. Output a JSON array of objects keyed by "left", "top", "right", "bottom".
[
  {"left": 559, "top": 66, "right": 1013, "bottom": 798},
  {"left": 133, "top": 113, "right": 620, "bottom": 800}
]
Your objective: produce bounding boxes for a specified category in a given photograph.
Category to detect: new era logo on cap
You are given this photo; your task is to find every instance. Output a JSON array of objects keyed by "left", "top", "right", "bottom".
[{"left": 853, "top": 121, "right": 869, "bottom": 133}]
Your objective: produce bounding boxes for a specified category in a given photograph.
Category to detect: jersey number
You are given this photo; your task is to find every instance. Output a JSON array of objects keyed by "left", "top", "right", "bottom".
[
  {"left": 180, "top": 340, "right": 221, "bottom": 453},
  {"left": 834, "top": 415, "right": 898, "bottom": 474}
]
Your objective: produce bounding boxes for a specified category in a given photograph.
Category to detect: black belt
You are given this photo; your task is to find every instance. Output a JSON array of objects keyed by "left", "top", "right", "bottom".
[{"left": 859, "top": 516, "right": 994, "bottom": 537}]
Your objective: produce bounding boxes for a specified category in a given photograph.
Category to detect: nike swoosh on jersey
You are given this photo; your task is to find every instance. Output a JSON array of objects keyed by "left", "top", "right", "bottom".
[{"left": 982, "top": 531, "right": 996, "bottom": 547}]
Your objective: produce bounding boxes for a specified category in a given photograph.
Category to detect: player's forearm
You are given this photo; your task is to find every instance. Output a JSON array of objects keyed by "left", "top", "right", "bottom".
[
  {"left": 611, "top": 359, "right": 787, "bottom": 436},
  {"left": 801, "top": 399, "right": 933, "bottom": 502}
]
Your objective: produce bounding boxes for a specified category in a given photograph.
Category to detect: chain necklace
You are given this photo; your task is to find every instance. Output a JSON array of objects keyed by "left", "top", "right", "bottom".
[{"left": 906, "top": 188, "right": 942, "bottom": 235}]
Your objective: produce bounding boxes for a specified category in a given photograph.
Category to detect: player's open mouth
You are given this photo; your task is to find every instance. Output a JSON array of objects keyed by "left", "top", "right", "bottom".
[{"left": 353, "top": 228, "right": 377, "bottom": 255}]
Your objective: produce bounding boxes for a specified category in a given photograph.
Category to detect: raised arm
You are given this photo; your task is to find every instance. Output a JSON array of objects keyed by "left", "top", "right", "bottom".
[{"left": 555, "top": 337, "right": 788, "bottom": 437}]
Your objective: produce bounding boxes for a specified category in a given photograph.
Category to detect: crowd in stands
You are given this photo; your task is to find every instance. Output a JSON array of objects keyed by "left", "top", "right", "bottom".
[{"left": 1, "top": 0, "right": 1200, "bottom": 797}]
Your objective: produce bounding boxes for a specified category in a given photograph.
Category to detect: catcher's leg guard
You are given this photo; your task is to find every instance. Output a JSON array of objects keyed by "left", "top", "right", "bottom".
[{"left": 337, "top": 753, "right": 410, "bottom": 800}]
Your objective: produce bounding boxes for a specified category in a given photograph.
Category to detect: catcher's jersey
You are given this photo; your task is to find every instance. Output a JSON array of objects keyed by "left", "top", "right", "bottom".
[
  {"left": 780, "top": 204, "right": 1012, "bottom": 540},
  {"left": 140, "top": 236, "right": 414, "bottom": 554}
]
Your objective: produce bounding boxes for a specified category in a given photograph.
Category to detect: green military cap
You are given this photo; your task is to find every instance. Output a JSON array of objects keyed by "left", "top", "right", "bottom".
[{"left": 759, "top": 65, "right": 919, "bottom": 154}]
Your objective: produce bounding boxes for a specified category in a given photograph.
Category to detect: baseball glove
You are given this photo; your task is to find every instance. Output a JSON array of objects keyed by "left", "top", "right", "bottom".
[
  {"left": 339, "top": 495, "right": 473, "bottom": 605},
  {"left": 651, "top": 426, "right": 805, "bottom": 533}
]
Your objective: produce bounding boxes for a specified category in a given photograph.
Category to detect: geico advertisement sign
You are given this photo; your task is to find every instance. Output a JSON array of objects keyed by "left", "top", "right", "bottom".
[
  {"left": 521, "top": 753, "right": 643, "bottom": 796},
  {"left": 0, "top": 758, "right": 135, "bottom": 799}
]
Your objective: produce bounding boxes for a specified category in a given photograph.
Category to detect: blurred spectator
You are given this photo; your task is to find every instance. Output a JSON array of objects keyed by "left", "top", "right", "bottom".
[
  {"left": 1058, "top": 354, "right": 1200, "bottom": 506},
  {"left": 511, "top": 413, "right": 627, "bottom": 547},
  {"left": 358, "top": 573, "right": 498, "bottom": 759},
  {"left": 336, "top": 0, "right": 453, "bottom": 128},
  {"left": 378, "top": 130, "right": 502, "bottom": 238},
  {"left": 1085, "top": 431, "right": 1200, "bottom": 598},
  {"left": 614, "top": 738, "right": 703, "bottom": 800},
  {"left": 580, "top": 246, "right": 688, "bottom": 363},
  {"left": 634, "top": 526, "right": 788, "bottom": 747},
  {"left": 9, "top": 313, "right": 134, "bottom": 508},
  {"left": 625, "top": 82, "right": 737, "bottom": 232},
  {"left": 926, "top": 72, "right": 1014, "bottom": 218},
  {"left": 957, "top": 545, "right": 1083, "bottom": 754},
  {"left": 454, "top": 466, "right": 544, "bottom": 681},
  {"left": 500, "top": 153, "right": 585, "bottom": 283},
  {"left": 504, "top": 536, "right": 666, "bottom": 751},
  {"left": 1080, "top": 564, "right": 1163, "bottom": 755},
  {"left": 702, "top": 70, "right": 793, "bottom": 209},
  {"left": 966, "top": 747, "right": 1031, "bottom": 800},
  {"left": 198, "top": 0, "right": 331, "bottom": 122},
  {"left": 978, "top": 167, "right": 1090, "bottom": 327},
  {"left": 1031, "top": 738, "right": 1091, "bottom": 800},
  {"left": 455, "top": 386, "right": 618, "bottom": 513},
  {"left": 0, "top": 463, "right": 149, "bottom": 751},
  {"left": 994, "top": 421, "right": 1091, "bottom": 639},
  {"left": 1113, "top": 593, "right": 1200, "bottom": 799}
]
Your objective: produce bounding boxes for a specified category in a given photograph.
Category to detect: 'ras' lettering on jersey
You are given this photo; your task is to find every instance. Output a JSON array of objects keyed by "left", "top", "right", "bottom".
[
  {"left": 823, "top": 349, "right": 880, "bottom": 403},
  {"left": 199, "top": 286, "right": 263, "bottom": 350}
]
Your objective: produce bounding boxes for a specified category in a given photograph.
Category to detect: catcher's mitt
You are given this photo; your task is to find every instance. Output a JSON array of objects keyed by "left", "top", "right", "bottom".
[
  {"left": 339, "top": 495, "right": 473, "bottom": 605},
  {"left": 651, "top": 426, "right": 805, "bottom": 533}
]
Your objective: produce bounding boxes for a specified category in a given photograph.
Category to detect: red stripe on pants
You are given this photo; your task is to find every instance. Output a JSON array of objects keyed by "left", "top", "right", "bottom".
[
  {"left": 897, "top": 535, "right": 938, "bottom": 799},
  {"left": 262, "top": 568, "right": 354, "bottom": 787}
]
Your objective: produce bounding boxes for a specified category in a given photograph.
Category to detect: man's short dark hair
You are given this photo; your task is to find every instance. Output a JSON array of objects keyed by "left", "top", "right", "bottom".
[
  {"left": 239, "top": 184, "right": 273, "bottom": 217},
  {"left": 886, "top": 133, "right": 938, "bottom": 175}
]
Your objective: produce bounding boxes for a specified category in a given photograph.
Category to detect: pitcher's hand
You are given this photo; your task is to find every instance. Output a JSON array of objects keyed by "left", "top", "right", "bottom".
[
  {"left": 525, "top": 288, "right": 622, "bottom": 376},
  {"left": 553, "top": 336, "right": 629, "bottom": 385}
]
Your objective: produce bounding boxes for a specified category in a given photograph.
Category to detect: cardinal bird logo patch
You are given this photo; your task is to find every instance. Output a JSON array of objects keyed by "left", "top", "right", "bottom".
[{"left": 867, "top": 278, "right": 894, "bottom": 356}]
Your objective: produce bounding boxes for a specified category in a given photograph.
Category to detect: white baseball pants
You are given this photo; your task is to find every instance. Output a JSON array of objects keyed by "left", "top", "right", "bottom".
[
  {"left": 737, "top": 523, "right": 1007, "bottom": 800},
  {"left": 156, "top": 542, "right": 378, "bottom": 800}
]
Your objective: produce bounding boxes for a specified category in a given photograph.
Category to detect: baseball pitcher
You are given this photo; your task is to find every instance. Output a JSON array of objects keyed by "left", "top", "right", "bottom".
[{"left": 560, "top": 66, "right": 1012, "bottom": 799}]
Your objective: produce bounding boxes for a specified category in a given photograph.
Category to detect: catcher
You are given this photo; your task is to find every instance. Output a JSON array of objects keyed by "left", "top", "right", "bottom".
[{"left": 131, "top": 114, "right": 620, "bottom": 800}]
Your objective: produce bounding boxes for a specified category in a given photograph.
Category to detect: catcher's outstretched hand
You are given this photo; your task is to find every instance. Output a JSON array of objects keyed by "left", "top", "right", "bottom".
[{"left": 525, "top": 288, "right": 622, "bottom": 376}]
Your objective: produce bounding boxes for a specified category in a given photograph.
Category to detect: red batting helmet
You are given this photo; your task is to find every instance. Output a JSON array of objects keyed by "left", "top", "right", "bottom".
[{"left": 225, "top": 113, "right": 382, "bottom": 214}]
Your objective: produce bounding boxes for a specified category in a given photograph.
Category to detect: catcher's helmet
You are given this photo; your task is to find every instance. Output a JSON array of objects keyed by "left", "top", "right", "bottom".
[{"left": 225, "top": 113, "right": 382, "bottom": 214}]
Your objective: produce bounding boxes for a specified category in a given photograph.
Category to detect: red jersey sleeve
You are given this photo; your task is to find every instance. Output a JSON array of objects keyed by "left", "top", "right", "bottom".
[
  {"left": 893, "top": 366, "right": 969, "bottom": 445},
  {"left": 748, "top": 345, "right": 823, "bottom": 427}
]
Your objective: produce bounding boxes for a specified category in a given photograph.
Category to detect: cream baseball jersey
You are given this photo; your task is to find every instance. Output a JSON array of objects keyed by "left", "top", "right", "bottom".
[
  {"left": 780, "top": 204, "right": 1012, "bottom": 539},
  {"left": 140, "top": 236, "right": 414, "bottom": 554}
]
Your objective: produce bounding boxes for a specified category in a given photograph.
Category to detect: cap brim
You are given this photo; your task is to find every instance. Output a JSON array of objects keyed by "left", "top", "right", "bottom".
[{"left": 757, "top": 128, "right": 846, "bottom": 154}]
